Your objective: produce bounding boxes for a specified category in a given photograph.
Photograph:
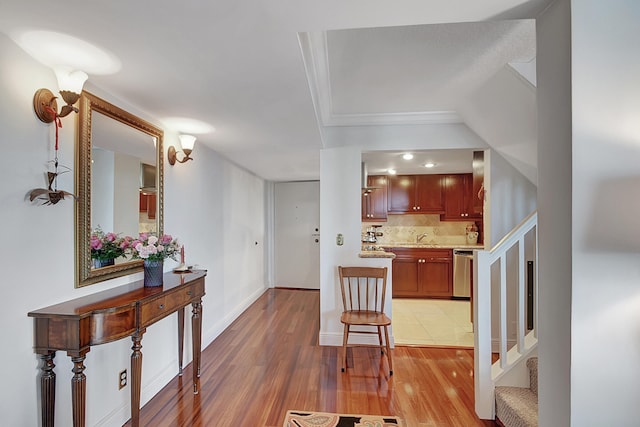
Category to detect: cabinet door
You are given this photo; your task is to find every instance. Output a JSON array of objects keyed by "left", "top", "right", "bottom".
[
  {"left": 420, "top": 257, "right": 452, "bottom": 298},
  {"left": 392, "top": 255, "right": 421, "bottom": 297},
  {"left": 442, "top": 174, "right": 465, "bottom": 220},
  {"left": 387, "top": 175, "right": 415, "bottom": 213},
  {"left": 415, "top": 174, "right": 444, "bottom": 213},
  {"left": 465, "top": 173, "right": 483, "bottom": 219},
  {"left": 367, "top": 176, "right": 387, "bottom": 221}
]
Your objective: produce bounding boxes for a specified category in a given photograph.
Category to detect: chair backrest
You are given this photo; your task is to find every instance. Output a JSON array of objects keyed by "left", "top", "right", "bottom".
[{"left": 338, "top": 266, "right": 388, "bottom": 313}]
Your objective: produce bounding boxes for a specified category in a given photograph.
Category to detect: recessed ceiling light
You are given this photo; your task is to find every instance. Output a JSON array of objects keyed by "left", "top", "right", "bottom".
[
  {"left": 424, "top": 162, "right": 436, "bottom": 168},
  {"left": 388, "top": 169, "right": 397, "bottom": 175},
  {"left": 402, "top": 153, "right": 414, "bottom": 160}
]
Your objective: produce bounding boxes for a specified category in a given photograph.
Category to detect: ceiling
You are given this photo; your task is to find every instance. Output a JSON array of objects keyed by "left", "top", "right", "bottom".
[{"left": 0, "top": 0, "right": 549, "bottom": 182}]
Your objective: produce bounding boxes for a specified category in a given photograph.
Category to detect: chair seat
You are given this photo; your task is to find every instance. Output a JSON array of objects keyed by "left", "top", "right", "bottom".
[{"left": 341, "top": 310, "right": 391, "bottom": 326}]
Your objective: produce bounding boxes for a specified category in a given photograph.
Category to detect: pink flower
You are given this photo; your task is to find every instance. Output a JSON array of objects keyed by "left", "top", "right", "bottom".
[
  {"left": 90, "top": 237, "right": 103, "bottom": 250},
  {"left": 105, "top": 232, "right": 117, "bottom": 242},
  {"left": 160, "top": 234, "right": 173, "bottom": 245}
]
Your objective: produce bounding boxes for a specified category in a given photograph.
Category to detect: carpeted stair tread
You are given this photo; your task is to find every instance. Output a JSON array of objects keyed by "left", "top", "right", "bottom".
[
  {"left": 495, "top": 357, "right": 539, "bottom": 427},
  {"left": 495, "top": 386, "right": 538, "bottom": 427},
  {"left": 527, "top": 357, "right": 538, "bottom": 397}
]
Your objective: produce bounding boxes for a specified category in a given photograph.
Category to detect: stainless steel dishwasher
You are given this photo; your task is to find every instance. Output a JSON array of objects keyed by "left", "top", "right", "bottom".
[{"left": 453, "top": 249, "right": 473, "bottom": 298}]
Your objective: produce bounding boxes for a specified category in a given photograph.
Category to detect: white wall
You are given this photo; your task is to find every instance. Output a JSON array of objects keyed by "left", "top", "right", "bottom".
[
  {"left": 319, "top": 146, "right": 392, "bottom": 346},
  {"left": 570, "top": 1, "right": 640, "bottom": 425},
  {"left": 537, "top": 0, "right": 572, "bottom": 425},
  {"left": 0, "top": 33, "right": 268, "bottom": 426},
  {"left": 486, "top": 149, "right": 537, "bottom": 248}
]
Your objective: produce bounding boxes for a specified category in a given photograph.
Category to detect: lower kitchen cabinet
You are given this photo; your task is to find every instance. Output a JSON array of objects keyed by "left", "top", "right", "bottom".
[{"left": 390, "top": 248, "right": 453, "bottom": 298}]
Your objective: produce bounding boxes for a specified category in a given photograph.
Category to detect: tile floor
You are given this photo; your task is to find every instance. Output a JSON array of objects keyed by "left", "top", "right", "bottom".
[{"left": 392, "top": 298, "right": 474, "bottom": 347}]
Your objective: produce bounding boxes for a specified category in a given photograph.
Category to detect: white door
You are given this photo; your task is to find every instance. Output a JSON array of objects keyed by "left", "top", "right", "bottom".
[{"left": 274, "top": 181, "right": 320, "bottom": 289}]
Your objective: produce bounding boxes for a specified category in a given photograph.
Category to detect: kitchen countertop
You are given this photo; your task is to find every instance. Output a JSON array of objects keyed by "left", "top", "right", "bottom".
[
  {"left": 378, "top": 243, "right": 485, "bottom": 250},
  {"left": 358, "top": 250, "right": 396, "bottom": 259}
]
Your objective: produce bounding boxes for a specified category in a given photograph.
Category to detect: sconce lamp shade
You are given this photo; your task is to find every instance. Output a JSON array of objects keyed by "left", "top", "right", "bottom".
[
  {"left": 33, "top": 67, "right": 88, "bottom": 123},
  {"left": 178, "top": 134, "right": 196, "bottom": 152},
  {"left": 54, "top": 67, "right": 88, "bottom": 94},
  {"left": 168, "top": 134, "right": 196, "bottom": 165}
]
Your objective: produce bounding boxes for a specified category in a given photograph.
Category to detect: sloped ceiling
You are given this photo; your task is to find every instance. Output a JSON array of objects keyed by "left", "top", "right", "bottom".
[{"left": 0, "top": 0, "right": 549, "bottom": 182}]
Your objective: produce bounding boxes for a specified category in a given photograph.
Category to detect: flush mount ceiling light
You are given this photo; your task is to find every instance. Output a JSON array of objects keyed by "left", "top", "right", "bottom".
[
  {"left": 388, "top": 169, "right": 397, "bottom": 175},
  {"left": 402, "top": 153, "right": 414, "bottom": 160},
  {"left": 33, "top": 66, "right": 88, "bottom": 122},
  {"left": 168, "top": 134, "right": 197, "bottom": 165},
  {"left": 424, "top": 162, "right": 436, "bottom": 168}
]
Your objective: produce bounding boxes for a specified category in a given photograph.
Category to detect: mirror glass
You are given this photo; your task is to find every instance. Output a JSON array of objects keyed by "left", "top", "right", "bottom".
[{"left": 76, "top": 91, "right": 164, "bottom": 287}]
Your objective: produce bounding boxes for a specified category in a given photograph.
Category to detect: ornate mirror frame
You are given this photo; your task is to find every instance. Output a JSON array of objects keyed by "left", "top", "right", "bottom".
[{"left": 76, "top": 91, "right": 164, "bottom": 287}]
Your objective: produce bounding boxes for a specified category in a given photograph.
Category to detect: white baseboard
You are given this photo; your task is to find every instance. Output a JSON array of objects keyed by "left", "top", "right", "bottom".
[
  {"left": 202, "top": 286, "right": 268, "bottom": 348},
  {"left": 94, "top": 358, "right": 180, "bottom": 426}
]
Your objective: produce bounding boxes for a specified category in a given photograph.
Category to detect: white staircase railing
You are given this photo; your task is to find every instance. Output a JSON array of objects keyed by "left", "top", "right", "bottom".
[{"left": 474, "top": 211, "right": 538, "bottom": 419}]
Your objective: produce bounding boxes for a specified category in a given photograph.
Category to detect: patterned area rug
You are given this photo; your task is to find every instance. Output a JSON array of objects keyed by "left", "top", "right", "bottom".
[{"left": 283, "top": 410, "right": 403, "bottom": 427}]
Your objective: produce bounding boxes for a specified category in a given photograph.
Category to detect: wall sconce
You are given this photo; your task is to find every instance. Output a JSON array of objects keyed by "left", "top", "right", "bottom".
[
  {"left": 33, "top": 67, "right": 88, "bottom": 123},
  {"left": 168, "top": 134, "right": 196, "bottom": 165}
]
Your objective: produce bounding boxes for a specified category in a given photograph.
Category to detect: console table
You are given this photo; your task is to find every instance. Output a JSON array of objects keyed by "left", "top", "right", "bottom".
[{"left": 28, "top": 269, "right": 207, "bottom": 427}]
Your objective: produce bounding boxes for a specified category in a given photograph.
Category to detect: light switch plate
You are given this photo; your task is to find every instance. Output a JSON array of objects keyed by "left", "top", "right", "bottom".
[{"left": 336, "top": 233, "right": 344, "bottom": 246}]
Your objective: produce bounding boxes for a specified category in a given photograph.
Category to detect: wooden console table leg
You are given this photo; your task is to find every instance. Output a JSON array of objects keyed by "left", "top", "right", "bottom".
[
  {"left": 70, "top": 353, "right": 87, "bottom": 427},
  {"left": 39, "top": 351, "right": 56, "bottom": 427},
  {"left": 191, "top": 300, "right": 202, "bottom": 394},
  {"left": 177, "top": 307, "right": 185, "bottom": 376},
  {"left": 130, "top": 331, "right": 144, "bottom": 427}
]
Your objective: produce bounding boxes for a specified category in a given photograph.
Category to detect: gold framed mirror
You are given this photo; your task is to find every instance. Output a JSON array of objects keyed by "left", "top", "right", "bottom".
[{"left": 76, "top": 91, "right": 164, "bottom": 287}]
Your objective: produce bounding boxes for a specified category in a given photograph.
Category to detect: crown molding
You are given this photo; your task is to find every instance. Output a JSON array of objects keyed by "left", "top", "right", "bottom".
[{"left": 299, "top": 30, "right": 462, "bottom": 128}]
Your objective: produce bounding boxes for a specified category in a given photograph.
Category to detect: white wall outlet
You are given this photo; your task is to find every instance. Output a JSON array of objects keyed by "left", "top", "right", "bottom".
[{"left": 119, "top": 369, "right": 127, "bottom": 390}]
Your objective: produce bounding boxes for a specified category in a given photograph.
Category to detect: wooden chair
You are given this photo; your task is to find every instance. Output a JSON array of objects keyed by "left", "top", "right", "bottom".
[{"left": 337, "top": 266, "right": 393, "bottom": 375}]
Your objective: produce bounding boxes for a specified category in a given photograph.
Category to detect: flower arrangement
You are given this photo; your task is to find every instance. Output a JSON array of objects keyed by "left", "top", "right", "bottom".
[
  {"left": 90, "top": 227, "right": 131, "bottom": 261},
  {"left": 130, "top": 233, "right": 180, "bottom": 262}
]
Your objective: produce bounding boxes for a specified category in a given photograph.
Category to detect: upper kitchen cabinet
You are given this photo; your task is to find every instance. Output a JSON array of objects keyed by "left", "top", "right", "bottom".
[
  {"left": 387, "top": 174, "right": 444, "bottom": 214},
  {"left": 441, "top": 173, "right": 482, "bottom": 220},
  {"left": 362, "top": 175, "right": 387, "bottom": 222}
]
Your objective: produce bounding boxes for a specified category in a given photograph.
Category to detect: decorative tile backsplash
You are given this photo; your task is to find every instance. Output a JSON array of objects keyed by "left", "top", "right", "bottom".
[{"left": 363, "top": 214, "right": 477, "bottom": 245}]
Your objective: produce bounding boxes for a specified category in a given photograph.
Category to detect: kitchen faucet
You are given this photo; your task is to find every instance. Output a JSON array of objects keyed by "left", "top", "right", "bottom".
[{"left": 416, "top": 233, "right": 428, "bottom": 243}]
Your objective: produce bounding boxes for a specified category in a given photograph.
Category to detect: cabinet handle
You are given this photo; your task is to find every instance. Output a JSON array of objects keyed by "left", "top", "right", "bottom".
[
  {"left": 158, "top": 304, "right": 165, "bottom": 309},
  {"left": 417, "top": 206, "right": 421, "bottom": 210}
]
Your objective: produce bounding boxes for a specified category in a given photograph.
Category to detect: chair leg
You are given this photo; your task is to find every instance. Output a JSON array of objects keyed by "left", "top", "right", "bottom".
[
  {"left": 377, "top": 326, "right": 384, "bottom": 354},
  {"left": 341, "top": 324, "right": 349, "bottom": 372},
  {"left": 383, "top": 325, "right": 393, "bottom": 375}
]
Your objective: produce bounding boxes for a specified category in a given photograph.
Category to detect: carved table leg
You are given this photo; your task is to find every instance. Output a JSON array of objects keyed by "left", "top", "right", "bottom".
[
  {"left": 39, "top": 351, "right": 56, "bottom": 427},
  {"left": 177, "top": 307, "right": 185, "bottom": 376},
  {"left": 131, "top": 331, "right": 144, "bottom": 427},
  {"left": 70, "top": 354, "right": 87, "bottom": 427},
  {"left": 191, "top": 300, "right": 202, "bottom": 394}
]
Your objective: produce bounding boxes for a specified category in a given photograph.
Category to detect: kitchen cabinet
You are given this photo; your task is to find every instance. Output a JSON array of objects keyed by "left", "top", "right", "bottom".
[
  {"left": 390, "top": 248, "right": 452, "bottom": 298},
  {"left": 387, "top": 174, "right": 444, "bottom": 214},
  {"left": 362, "top": 175, "right": 387, "bottom": 222},
  {"left": 441, "top": 174, "right": 482, "bottom": 220}
]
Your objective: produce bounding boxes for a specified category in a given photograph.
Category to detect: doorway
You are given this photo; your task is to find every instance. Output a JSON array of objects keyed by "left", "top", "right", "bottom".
[{"left": 274, "top": 181, "right": 320, "bottom": 289}]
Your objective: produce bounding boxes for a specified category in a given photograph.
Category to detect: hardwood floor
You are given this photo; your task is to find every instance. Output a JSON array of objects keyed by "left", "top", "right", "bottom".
[{"left": 126, "top": 289, "right": 497, "bottom": 427}]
